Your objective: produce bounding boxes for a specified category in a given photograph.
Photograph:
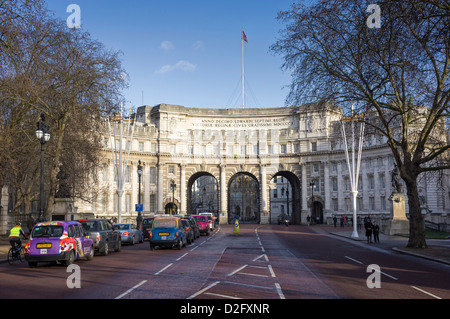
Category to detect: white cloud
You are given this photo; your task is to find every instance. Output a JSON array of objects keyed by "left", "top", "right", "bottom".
[
  {"left": 159, "top": 40, "right": 174, "bottom": 51},
  {"left": 154, "top": 60, "right": 197, "bottom": 74}
]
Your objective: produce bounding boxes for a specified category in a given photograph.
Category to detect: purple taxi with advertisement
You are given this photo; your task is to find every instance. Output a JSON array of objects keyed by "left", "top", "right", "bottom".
[{"left": 25, "top": 221, "right": 94, "bottom": 268}]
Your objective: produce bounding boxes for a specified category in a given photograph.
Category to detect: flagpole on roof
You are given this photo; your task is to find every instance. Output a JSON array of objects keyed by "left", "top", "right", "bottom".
[{"left": 242, "top": 28, "right": 245, "bottom": 109}]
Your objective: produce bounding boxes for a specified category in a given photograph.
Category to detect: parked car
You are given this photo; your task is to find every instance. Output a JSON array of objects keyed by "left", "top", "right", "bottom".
[
  {"left": 25, "top": 221, "right": 94, "bottom": 268},
  {"left": 78, "top": 219, "right": 121, "bottom": 255},
  {"left": 149, "top": 217, "right": 186, "bottom": 250},
  {"left": 141, "top": 217, "right": 155, "bottom": 240},
  {"left": 199, "top": 213, "right": 214, "bottom": 231},
  {"left": 180, "top": 219, "right": 194, "bottom": 244},
  {"left": 192, "top": 215, "right": 210, "bottom": 236},
  {"left": 114, "top": 223, "right": 143, "bottom": 245},
  {"left": 182, "top": 216, "right": 200, "bottom": 240}
]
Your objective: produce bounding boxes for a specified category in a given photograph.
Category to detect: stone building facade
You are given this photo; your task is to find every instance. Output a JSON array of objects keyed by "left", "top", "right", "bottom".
[{"left": 74, "top": 103, "right": 450, "bottom": 226}]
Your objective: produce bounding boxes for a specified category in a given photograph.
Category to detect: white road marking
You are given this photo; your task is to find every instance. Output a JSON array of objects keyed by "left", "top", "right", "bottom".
[
  {"left": 275, "top": 283, "right": 285, "bottom": 299},
  {"left": 176, "top": 253, "right": 188, "bottom": 261},
  {"left": 228, "top": 264, "right": 248, "bottom": 277},
  {"left": 154, "top": 263, "right": 173, "bottom": 275},
  {"left": 411, "top": 286, "right": 442, "bottom": 299},
  {"left": 187, "top": 281, "right": 221, "bottom": 299},
  {"left": 115, "top": 280, "right": 147, "bottom": 299},
  {"left": 268, "top": 265, "right": 276, "bottom": 278},
  {"left": 345, "top": 256, "right": 363, "bottom": 264}
]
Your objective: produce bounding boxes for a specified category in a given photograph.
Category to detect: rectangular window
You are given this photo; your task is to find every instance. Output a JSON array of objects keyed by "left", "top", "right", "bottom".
[
  {"left": 380, "top": 174, "right": 385, "bottom": 189},
  {"left": 313, "top": 163, "right": 319, "bottom": 173},
  {"left": 150, "top": 167, "right": 156, "bottom": 184},
  {"left": 369, "top": 197, "right": 375, "bottom": 210},
  {"left": 369, "top": 175, "right": 374, "bottom": 189},
  {"left": 332, "top": 178, "right": 338, "bottom": 192},
  {"left": 311, "top": 142, "right": 317, "bottom": 152},
  {"left": 332, "top": 199, "right": 338, "bottom": 211},
  {"left": 380, "top": 196, "right": 386, "bottom": 210},
  {"left": 150, "top": 194, "right": 156, "bottom": 212},
  {"left": 125, "top": 165, "right": 131, "bottom": 183}
]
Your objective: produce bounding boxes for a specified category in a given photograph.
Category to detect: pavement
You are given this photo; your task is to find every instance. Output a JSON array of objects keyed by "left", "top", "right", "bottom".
[{"left": 1, "top": 225, "right": 449, "bottom": 265}]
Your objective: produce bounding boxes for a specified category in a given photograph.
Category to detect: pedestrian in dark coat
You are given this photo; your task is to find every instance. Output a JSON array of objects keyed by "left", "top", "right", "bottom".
[
  {"left": 373, "top": 221, "right": 380, "bottom": 243},
  {"left": 365, "top": 219, "right": 373, "bottom": 243}
]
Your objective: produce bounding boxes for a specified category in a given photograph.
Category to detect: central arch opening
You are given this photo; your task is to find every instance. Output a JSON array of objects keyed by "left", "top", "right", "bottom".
[
  {"left": 187, "top": 172, "right": 219, "bottom": 218},
  {"left": 228, "top": 173, "right": 260, "bottom": 223}
]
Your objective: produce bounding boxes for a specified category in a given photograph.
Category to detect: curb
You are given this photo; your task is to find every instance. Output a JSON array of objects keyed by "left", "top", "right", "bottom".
[{"left": 392, "top": 247, "right": 450, "bottom": 266}]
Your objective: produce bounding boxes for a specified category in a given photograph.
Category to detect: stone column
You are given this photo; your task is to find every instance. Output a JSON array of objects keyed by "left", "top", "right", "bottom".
[
  {"left": 180, "top": 164, "right": 186, "bottom": 214},
  {"left": 323, "top": 161, "right": 330, "bottom": 212},
  {"left": 301, "top": 163, "right": 308, "bottom": 223},
  {"left": 0, "top": 186, "right": 10, "bottom": 235},
  {"left": 143, "top": 163, "right": 150, "bottom": 215},
  {"left": 157, "top": 163, "right": 164, "bottom": 214},
  {"left": 260, "top": 164, "right": 269, "bottom": 224},
  {"left": 337, "top": 161, "right": 344, "bottom": 212}
]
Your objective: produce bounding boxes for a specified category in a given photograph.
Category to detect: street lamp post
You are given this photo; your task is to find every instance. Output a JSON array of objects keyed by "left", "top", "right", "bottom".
[
  {"left": 310, "top": 180, "right": 315, "bottom": 224},
  {"left": 341, "top": 104, "right": 365, "bottom": 238},
  {"left": 286, "top": 188, "right": 290, "bottom": 220},
  {"left": 136, "top": 160, "right": 143, "bottom": 228},
  {"left": 137, "top": 160, "right": 142, "bottom": 205},
  {"left": 170, "top": 180, "right": 176, "bottom": 214},
  {"left": 36, "top": 113, "right": 50, "bottom": 222}
]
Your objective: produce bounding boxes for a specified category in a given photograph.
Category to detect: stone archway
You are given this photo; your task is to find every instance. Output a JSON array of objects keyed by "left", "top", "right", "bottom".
[
  {"left": 269, "top": 171, "right": 302, "bottom": 225},
  {"left": 228, "top": 172, "right": 260, "bottom": 223},
  {"left": 164, "top": 202, "right": 178, "bottom": 215},
  {"left": 186, "top": 172, "right": 219, "bottom": 216}
]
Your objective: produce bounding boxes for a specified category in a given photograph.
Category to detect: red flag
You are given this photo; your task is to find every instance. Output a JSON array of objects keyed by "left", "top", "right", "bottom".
[{"left": 242, "top": 31, "right": 248, "bottom": 43}]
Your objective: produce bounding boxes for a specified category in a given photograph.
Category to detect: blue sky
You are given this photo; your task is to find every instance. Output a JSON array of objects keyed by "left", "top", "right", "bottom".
[{"left": 45, "top": 0, "right": 297, "bottom": 109}]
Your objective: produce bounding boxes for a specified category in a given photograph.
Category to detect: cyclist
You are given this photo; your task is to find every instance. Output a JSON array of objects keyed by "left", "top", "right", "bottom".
[{"left": 9, "top": 222, "right": 27, "bottom": 254}]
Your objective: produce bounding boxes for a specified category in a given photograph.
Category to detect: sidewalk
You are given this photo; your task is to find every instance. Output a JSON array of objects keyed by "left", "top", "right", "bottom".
[{"left": 313, "top": 224, "right": 450, "bottom": 266}]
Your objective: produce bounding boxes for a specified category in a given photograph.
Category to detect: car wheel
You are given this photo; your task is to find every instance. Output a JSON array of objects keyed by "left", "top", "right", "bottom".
[
  {"left": 177, "top": 239, "right": 182, "bottom": 250},
  {"left": 102, "top": 241, "right": 109, "bottom": 256},
  {"left": 149, "top": 243, "right": 154, "bottom": 250},
  {"left": 28, "top": 261, "right": 38, "bottom": 268},
  {"left": 87, "top": 246, "right": 94, "bottom": 261},
  {"left": 65, "top": 250, "right": 75, "bottom": 266},
  {"left": 114, "top": 239, "right": 121, "bottom": 252}
]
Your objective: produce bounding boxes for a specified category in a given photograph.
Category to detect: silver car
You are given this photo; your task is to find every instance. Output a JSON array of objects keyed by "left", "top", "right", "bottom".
[{"left": 114, "top": 223, "right": 143, "bottom": 245}]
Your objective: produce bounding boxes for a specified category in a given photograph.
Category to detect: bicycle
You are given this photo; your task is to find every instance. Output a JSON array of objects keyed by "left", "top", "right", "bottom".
[{"left": 7, "top": 243, "right": 25, "bottom": 265}]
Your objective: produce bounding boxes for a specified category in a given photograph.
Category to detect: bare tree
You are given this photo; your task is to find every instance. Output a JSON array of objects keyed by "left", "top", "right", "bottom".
[
  {"left": 272, "top": 0, "right": 449, "bottom": 248},
  {"left": 1, "top": 2, "right": 127, "bottom": 220}
]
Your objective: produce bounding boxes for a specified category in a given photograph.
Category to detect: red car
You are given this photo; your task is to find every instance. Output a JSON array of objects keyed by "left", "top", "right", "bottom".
[{"left": 192, "top": 215, "right": 209, "bottom": 236}]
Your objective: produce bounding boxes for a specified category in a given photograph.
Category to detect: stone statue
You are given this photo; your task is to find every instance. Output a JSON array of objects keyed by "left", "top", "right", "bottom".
[
  {"left": 55, "top": 166, "right": 72, "bottom": 198},
  {"left": 391, "top": 165, "right": 403, "bottom": 194}
]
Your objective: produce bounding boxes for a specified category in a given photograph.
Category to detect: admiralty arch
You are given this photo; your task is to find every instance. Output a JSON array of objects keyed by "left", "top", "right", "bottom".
[{"left": 74, "top": 103, "right": 450, "bottom": 226}]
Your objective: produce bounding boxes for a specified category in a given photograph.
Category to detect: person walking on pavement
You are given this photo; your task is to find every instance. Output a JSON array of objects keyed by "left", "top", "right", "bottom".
[
  {"left": 9, "top": 222, "right": 27, "bottom": 250},
  {"left": 364, "top": 218, "right": 373, "bottom": 243},
  {"left": 373, "top": 221, "right": 380, "bottom": 243},
  {"left": 333, "top": 216, "right": 337, "bottom": 228}
]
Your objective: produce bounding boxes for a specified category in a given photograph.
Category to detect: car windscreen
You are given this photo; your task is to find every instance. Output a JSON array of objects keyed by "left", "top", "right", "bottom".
[
  {"left": 79, "top": 221, "right": 99, "bottom": 232},
  {"left": 194, "top": 216, "right": 207, "bottom": 223},
  {"left": 143, "top": 219, "right": 153, "bottom": 225},
  {"left": 114, "top": 224, "right": 130, "bottom": 230},
  {"left": 153, "top": 219, "right": 177, "bottom": 228},
  {"left": 32, "top": 225, "right": 64, "bottom": 238}
]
